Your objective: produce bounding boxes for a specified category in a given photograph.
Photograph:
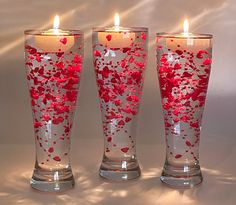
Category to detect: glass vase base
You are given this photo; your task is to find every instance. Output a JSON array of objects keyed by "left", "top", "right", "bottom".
[
  {"left": 160, "top": 162, "right": 203, "bottom": 188},
  {"left": 30, "top": 166, "right": 75, "bottom": 192},
  {"left": 99, "top": 159, "right": 141, "bottom": 181}
]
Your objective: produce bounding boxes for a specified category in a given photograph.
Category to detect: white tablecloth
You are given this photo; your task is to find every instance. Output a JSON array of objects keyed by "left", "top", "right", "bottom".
[{"left": 0, "top": 137, "right": 235, "bottom": 205}]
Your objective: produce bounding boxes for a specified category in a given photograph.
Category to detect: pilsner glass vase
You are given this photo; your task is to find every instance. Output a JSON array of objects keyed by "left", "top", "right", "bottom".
[
  {"left": 156, "top": 33, "right": 213, "bottom": 188},
  {"left": 92, "top": 27, "right": 148, "bottom": 180},
  {"left": 24, "top": 30, "right": 83, "bottom": 192}
]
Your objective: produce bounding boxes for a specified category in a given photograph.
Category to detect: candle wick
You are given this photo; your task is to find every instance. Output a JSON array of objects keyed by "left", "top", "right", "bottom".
[
  {"left": 53, "top": 29, "right": 60, "bottom": 35},
  {"left": 114, "top": 25, "right": 120, "bottom": 31},
  {"left": 183, "top": 31, "right": 189, "bottom": 37}
]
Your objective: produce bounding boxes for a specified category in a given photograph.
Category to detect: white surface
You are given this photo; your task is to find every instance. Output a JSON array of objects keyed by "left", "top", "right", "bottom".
[{"left": 0, "top": 138, "right": 235, "bottom": 205}]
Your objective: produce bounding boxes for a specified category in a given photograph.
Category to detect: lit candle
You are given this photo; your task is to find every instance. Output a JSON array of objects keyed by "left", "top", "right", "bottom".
[
  {"left": 98, "top": 13, "right": 135, "bottom": 48},
  {"left": 35, "top": 15, "right": 74, "bottom": 52},
  {"left": 166, "top": 19, "right": 211, "bottom": 53}
]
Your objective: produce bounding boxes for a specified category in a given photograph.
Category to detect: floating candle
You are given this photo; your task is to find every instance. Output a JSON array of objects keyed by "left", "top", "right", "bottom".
[
  {"left": 35, "top": 15, "right": 74, "bottom": 52},
  {"left": 165, "top": 19, "right": 211, "bottom": 53},
  {"left": 98, "top": 13, "right": 135, "bottom": 48}
]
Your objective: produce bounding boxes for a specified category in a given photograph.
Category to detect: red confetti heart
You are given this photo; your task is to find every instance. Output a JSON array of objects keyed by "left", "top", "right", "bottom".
[
  {"left": 48, "top": 147, "right": 54, "bottom": 153},
  {"left": 106, "top": 34, "right": 112, "bottom": 41},
  {"left": 59, "top": 37, "right": 67, "bottom": 45},
  {"left": 175, "top": 154, "right": 182, "bottom": 159},
  {"left": 94, "top": 50, "right": 101, "bottom": 57},
  {"left": 53, "top": 156, "right": 61, "bottom": 161},
  {"left": 186, "top": 141, "right": 192, "bottom": 146},
  {"left": 121, "top": 147, "right": 129, "bottom": 153}
]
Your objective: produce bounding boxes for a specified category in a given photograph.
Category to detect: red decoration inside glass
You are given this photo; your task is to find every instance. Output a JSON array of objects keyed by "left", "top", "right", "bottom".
[
  {"left": 156, "top": 32, "right": 213, "bottom": 188},
  {"left": 25, "top": 29, "right": 83, "bottom": 192},
  {"left": 93, "top": 27, "right": 148, "bottom": 181}
]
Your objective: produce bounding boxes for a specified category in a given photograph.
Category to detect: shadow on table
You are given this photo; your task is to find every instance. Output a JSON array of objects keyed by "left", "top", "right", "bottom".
[{"left": 0, "top": 164, "right": 235, "bottom": 205}]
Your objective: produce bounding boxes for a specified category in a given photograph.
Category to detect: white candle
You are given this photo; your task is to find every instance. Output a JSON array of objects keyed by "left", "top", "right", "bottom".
[
  {"left": 166, "top": 19, "right": 211, "bottom": 53},
  {"left": 98, "top": 13, "right": 135, "bottom": 48},
  {"left": 35, "top": 15, "right": 74, "bottom": 52}
]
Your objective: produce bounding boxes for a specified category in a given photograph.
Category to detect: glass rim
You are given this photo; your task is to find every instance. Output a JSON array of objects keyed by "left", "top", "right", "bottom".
[
  {"left": 24, "top": 29, "right": 84, "bottom": 36},
  {"left": 93, "top": 27, "right": 148, "bottom": 32},
  {"left": 156, "top": 32, "right": 213, "bottom": 39}
]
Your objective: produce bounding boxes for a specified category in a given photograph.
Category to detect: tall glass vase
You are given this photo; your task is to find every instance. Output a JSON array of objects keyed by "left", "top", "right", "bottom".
[
  {"left": 24, "top": 30, "right": 83, "bottom": 192},
  {"left": 156, "top": 33, "right": 213, "bottom": 188},
  {"left": 93, "top": 27, "right": 148, "bottom": 180}
]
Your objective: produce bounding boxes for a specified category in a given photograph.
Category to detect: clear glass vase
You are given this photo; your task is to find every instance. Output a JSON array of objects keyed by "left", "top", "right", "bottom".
[
  {"left": 156, "top": 33, "right": 213, "bottom": 188},
  {"left": 24, "top": 30, "right": 83, "bottom": 192},
  {"left": 92, "top": 27, "right": 148, "bottom": 181}
]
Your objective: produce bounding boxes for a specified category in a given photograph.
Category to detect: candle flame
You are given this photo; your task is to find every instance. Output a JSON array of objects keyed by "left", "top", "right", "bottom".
[
  {"left": 183, "top": 19, "right": 189, "bottom": 36},
  {"left": 53, "top": 15, "right": 60, "bottom": 30},
  {"left": 114, "top": 13, "right": 120, "bottom": 29}
]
